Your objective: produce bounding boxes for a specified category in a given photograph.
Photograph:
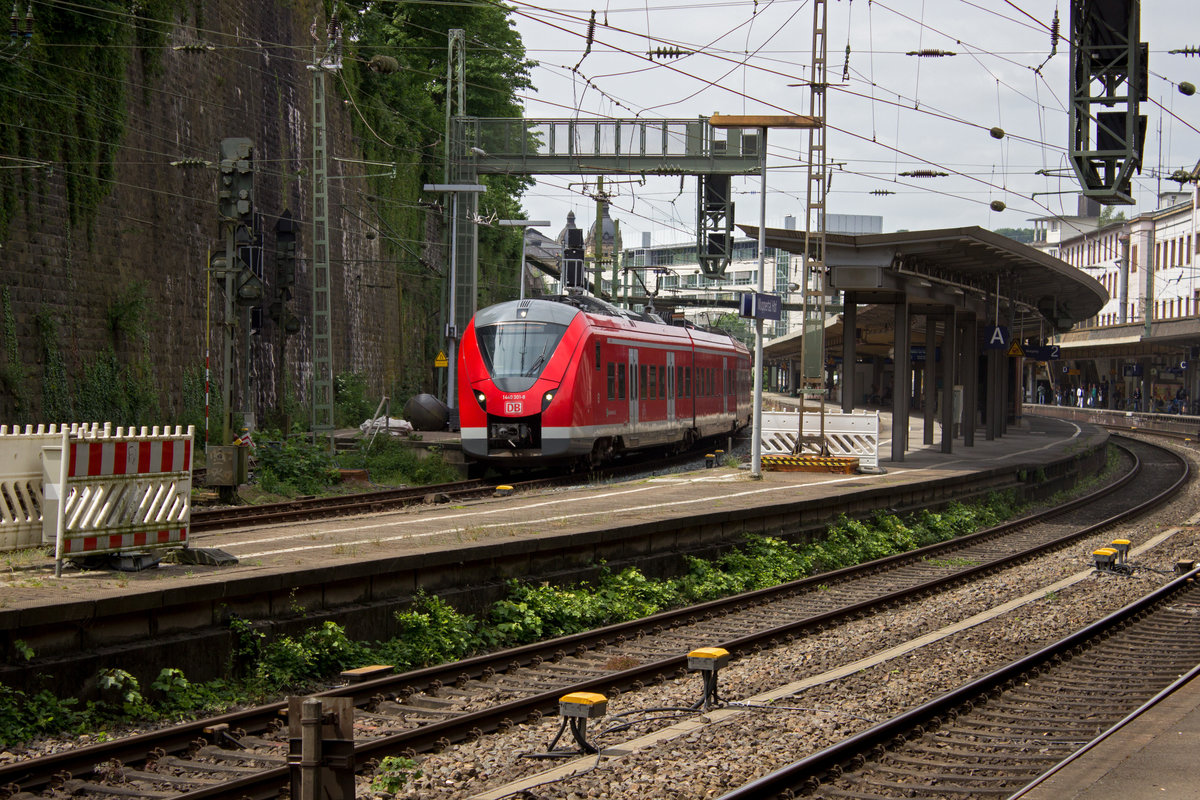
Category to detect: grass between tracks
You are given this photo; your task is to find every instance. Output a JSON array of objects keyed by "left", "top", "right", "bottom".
[
  {"left": 219, "top": 433, "right": 463, "bottom": 502},
  {"left": 0, "top": 491, "right": 1027, "bottom": 749}
]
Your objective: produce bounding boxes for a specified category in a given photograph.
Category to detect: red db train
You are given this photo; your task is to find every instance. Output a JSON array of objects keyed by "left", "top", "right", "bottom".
[{"left": 458, "top": 295, "right": 752, "bottom": 467}]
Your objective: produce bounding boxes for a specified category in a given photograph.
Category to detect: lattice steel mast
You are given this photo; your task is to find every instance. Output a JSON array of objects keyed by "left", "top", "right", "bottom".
[{"left": 796, "top": 0, "right": 830, "bottom": 455}]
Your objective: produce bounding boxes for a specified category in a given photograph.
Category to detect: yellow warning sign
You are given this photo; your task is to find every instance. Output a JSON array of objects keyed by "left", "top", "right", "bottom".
[
  {"left": 1006, "top": 341, "right": 1024, "bottom": 358},
  {"left": 434, "top": 351, "right": 449, "bottom": 368}
]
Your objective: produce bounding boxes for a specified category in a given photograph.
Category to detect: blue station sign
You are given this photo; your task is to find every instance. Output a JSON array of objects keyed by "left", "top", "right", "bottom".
[{"left": 739, "top": 292, "right": 782, "bottom": 321}]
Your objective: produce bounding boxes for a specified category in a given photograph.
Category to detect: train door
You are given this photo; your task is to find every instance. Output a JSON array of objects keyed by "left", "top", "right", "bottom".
[
  {"left": 629, "top": 348, "right": 639, "bottom": 431},
  {"left": 667, "top": 351, "right": 676, "bottom": 422},
  {"left": 722, "top": 356, "right": 728, "bottom": 414}
]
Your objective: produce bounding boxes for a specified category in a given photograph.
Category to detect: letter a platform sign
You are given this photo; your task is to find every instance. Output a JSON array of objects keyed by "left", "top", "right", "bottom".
[{"left": 984, "top": 325, "right": 1009, "bottom": 350}]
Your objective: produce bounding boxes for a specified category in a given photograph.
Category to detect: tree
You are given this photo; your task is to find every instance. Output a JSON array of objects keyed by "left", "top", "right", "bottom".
[
  {"left": 341, "top": 1, "right": 537, "bottom": 390},
  {"left": 992, "top": 227, "right": 1034, "bottom": 244},
  {"left": 711, "top": 312, "right": 753, "bottom": 346},
  {"left": 1099, "top": 206, "right": 1127, "bottom": 226}
]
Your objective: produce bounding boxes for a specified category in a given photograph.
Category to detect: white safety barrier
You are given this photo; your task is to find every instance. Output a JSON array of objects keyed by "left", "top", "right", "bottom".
[
  {"left": 0, "top": 424, "right": 113, "bottom": 553},
  {"left": 41, "top": 425, "right": 193, "bottom": 574},
  {"left": 761, "top": 410, "right": 880, "bottom": 471}
]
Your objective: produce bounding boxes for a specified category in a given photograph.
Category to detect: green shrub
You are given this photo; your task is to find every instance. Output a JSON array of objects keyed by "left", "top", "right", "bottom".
[
  {"left": 376, "top": 593, "right": 482, "bottom": 669},
  {"left": 0, "top": 685, "right": 83, "bottom": 747},
  {"left": 372, "top": 755, "right": 422, "bottom": 793},
  {"left": 334, "top": 372, "right": 377, "bottom": 429},
  {"left": 253, "top": 432, "right": 341, "bottom": 495}
]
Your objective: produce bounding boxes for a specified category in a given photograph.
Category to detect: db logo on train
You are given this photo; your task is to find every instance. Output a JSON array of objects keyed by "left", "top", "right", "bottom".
[{"left": 505, "top": 401, "right": 522, "bottom": 414}]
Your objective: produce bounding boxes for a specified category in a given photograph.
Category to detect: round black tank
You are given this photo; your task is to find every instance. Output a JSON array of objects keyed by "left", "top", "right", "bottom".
[{"left": 405, "top": 393, "right": 450, "bottom": 431}]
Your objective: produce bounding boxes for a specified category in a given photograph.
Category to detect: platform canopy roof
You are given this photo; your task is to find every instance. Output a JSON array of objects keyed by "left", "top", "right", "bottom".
[{"left": 740, "top": 225, "right": 1108, "bottom": 335}]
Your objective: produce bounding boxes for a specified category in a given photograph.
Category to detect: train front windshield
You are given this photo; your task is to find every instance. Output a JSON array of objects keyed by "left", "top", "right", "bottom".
[{"left": 476, "top": 321, "right": 568, "bottom": 380}]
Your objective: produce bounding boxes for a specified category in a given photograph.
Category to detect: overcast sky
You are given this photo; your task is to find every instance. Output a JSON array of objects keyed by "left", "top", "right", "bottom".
[{"left": 500, "top": 0, "right": 1200, "bottom": 246}]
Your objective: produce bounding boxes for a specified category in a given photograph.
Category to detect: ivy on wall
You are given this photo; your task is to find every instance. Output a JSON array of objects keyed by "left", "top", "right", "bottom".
[
  {"left": 0, "top": 1, "right": 181, "bottom": 241},
  {"left": 0, "top": 286, "right": 31, "bottom": 422}
]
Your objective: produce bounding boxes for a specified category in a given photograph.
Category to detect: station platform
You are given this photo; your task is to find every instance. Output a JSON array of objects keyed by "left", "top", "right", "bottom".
[
  {"left": 1016, "top": 670, "right": 1200, "bottom": 800},
  {"left": 3, "top": 404, "right": 1106, "bottom": 613}
]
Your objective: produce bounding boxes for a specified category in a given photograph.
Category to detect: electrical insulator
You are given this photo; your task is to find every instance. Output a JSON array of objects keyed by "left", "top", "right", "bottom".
[
  {"left": 899, "top": 170, "right": 949, "bottom": 178},
  {"left": 905, "top": 49, "right": 956, "bottom": 57},
  {"left": 1168, "top": 46, "right": 1199, "bottom": 56},
  {"left": 649, "top": 47, "right": 688, "bottom": 60},
  {"left": 1180, "top": 82, "right": 1196, "bottom": 96},
  {"left": 869, "top": 189, "right": 895, "bottom": 196}
]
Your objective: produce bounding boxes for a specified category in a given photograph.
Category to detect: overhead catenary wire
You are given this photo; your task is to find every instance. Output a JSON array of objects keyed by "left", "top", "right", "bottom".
[{"left": 6, "top": 0, "right": 1195, "bottom": 245}]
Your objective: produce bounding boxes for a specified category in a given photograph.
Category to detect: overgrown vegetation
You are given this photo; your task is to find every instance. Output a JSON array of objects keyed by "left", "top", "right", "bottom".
[
  {"left": 335, "top": 434, "right": 462, "bottom": 486},
  {"left": 0, "top": 2, "right": 181, "bottom": 239},
  {"left": 243, "top": 426, "right": 462, "bottom": 498},
  {"left": 0, "top": 493, "right": 1020, "bottom": 748},
  {"left": 29, "top": 282, "right": 162, "bottom": 427},
  {"left": 253, "top": 434, "right": 342, "bottom": 496}
]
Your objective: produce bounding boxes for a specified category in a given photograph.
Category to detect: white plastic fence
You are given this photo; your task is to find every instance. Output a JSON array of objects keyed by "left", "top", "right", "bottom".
[
  {"left": 0, "top": 424, "right": 112, "bottom": 553},
  {"left": 39, "top": 424, "right": 193, "bottom": 574},
  {"left": 761, "top": 410, "right": 880, "bottom": 471}
]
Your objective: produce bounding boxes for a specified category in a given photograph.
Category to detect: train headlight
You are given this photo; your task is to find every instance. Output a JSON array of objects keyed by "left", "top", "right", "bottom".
[
  {"left": 473, "top": 390, "right": 487, "bottom": 411},
  {"left": 541, "top": 389, "right": 558, "bottom": 410}
]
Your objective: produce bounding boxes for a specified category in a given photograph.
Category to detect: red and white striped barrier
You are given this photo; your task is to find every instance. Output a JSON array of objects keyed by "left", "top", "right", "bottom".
[{"left": 42, "top": 425, "right": 193, "bottom": 575}]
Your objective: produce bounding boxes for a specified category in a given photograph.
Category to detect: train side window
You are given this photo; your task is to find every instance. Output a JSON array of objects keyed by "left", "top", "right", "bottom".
[
  {"left": 618, "top": 364, "right": 626, "bottom": 399},
  {"left": 658, "top": 365, "right": 666, "bottom": 399},
  {"left": 648, "top": 365, "right": 657, "bottom": 399},
  {"left": 676, "top": 366, "right": 683, "bottom": 397},
  {"left": 685, "top": 366, "right": 692, "bottom": 397},
  {"left": 640, "top": 364, "right": 648, "bottom": 400},
  {"left": 607, "top": 363, "right": 616, "bottom": 400}
]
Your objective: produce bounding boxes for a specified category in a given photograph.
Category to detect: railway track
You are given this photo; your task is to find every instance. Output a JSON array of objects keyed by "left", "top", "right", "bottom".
[
  {"left": 719, "top": 567, "right": 1200, "bottom": 800},
  {"left": 0, "top": 436, "right": 1185, "bottom": 800}
]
